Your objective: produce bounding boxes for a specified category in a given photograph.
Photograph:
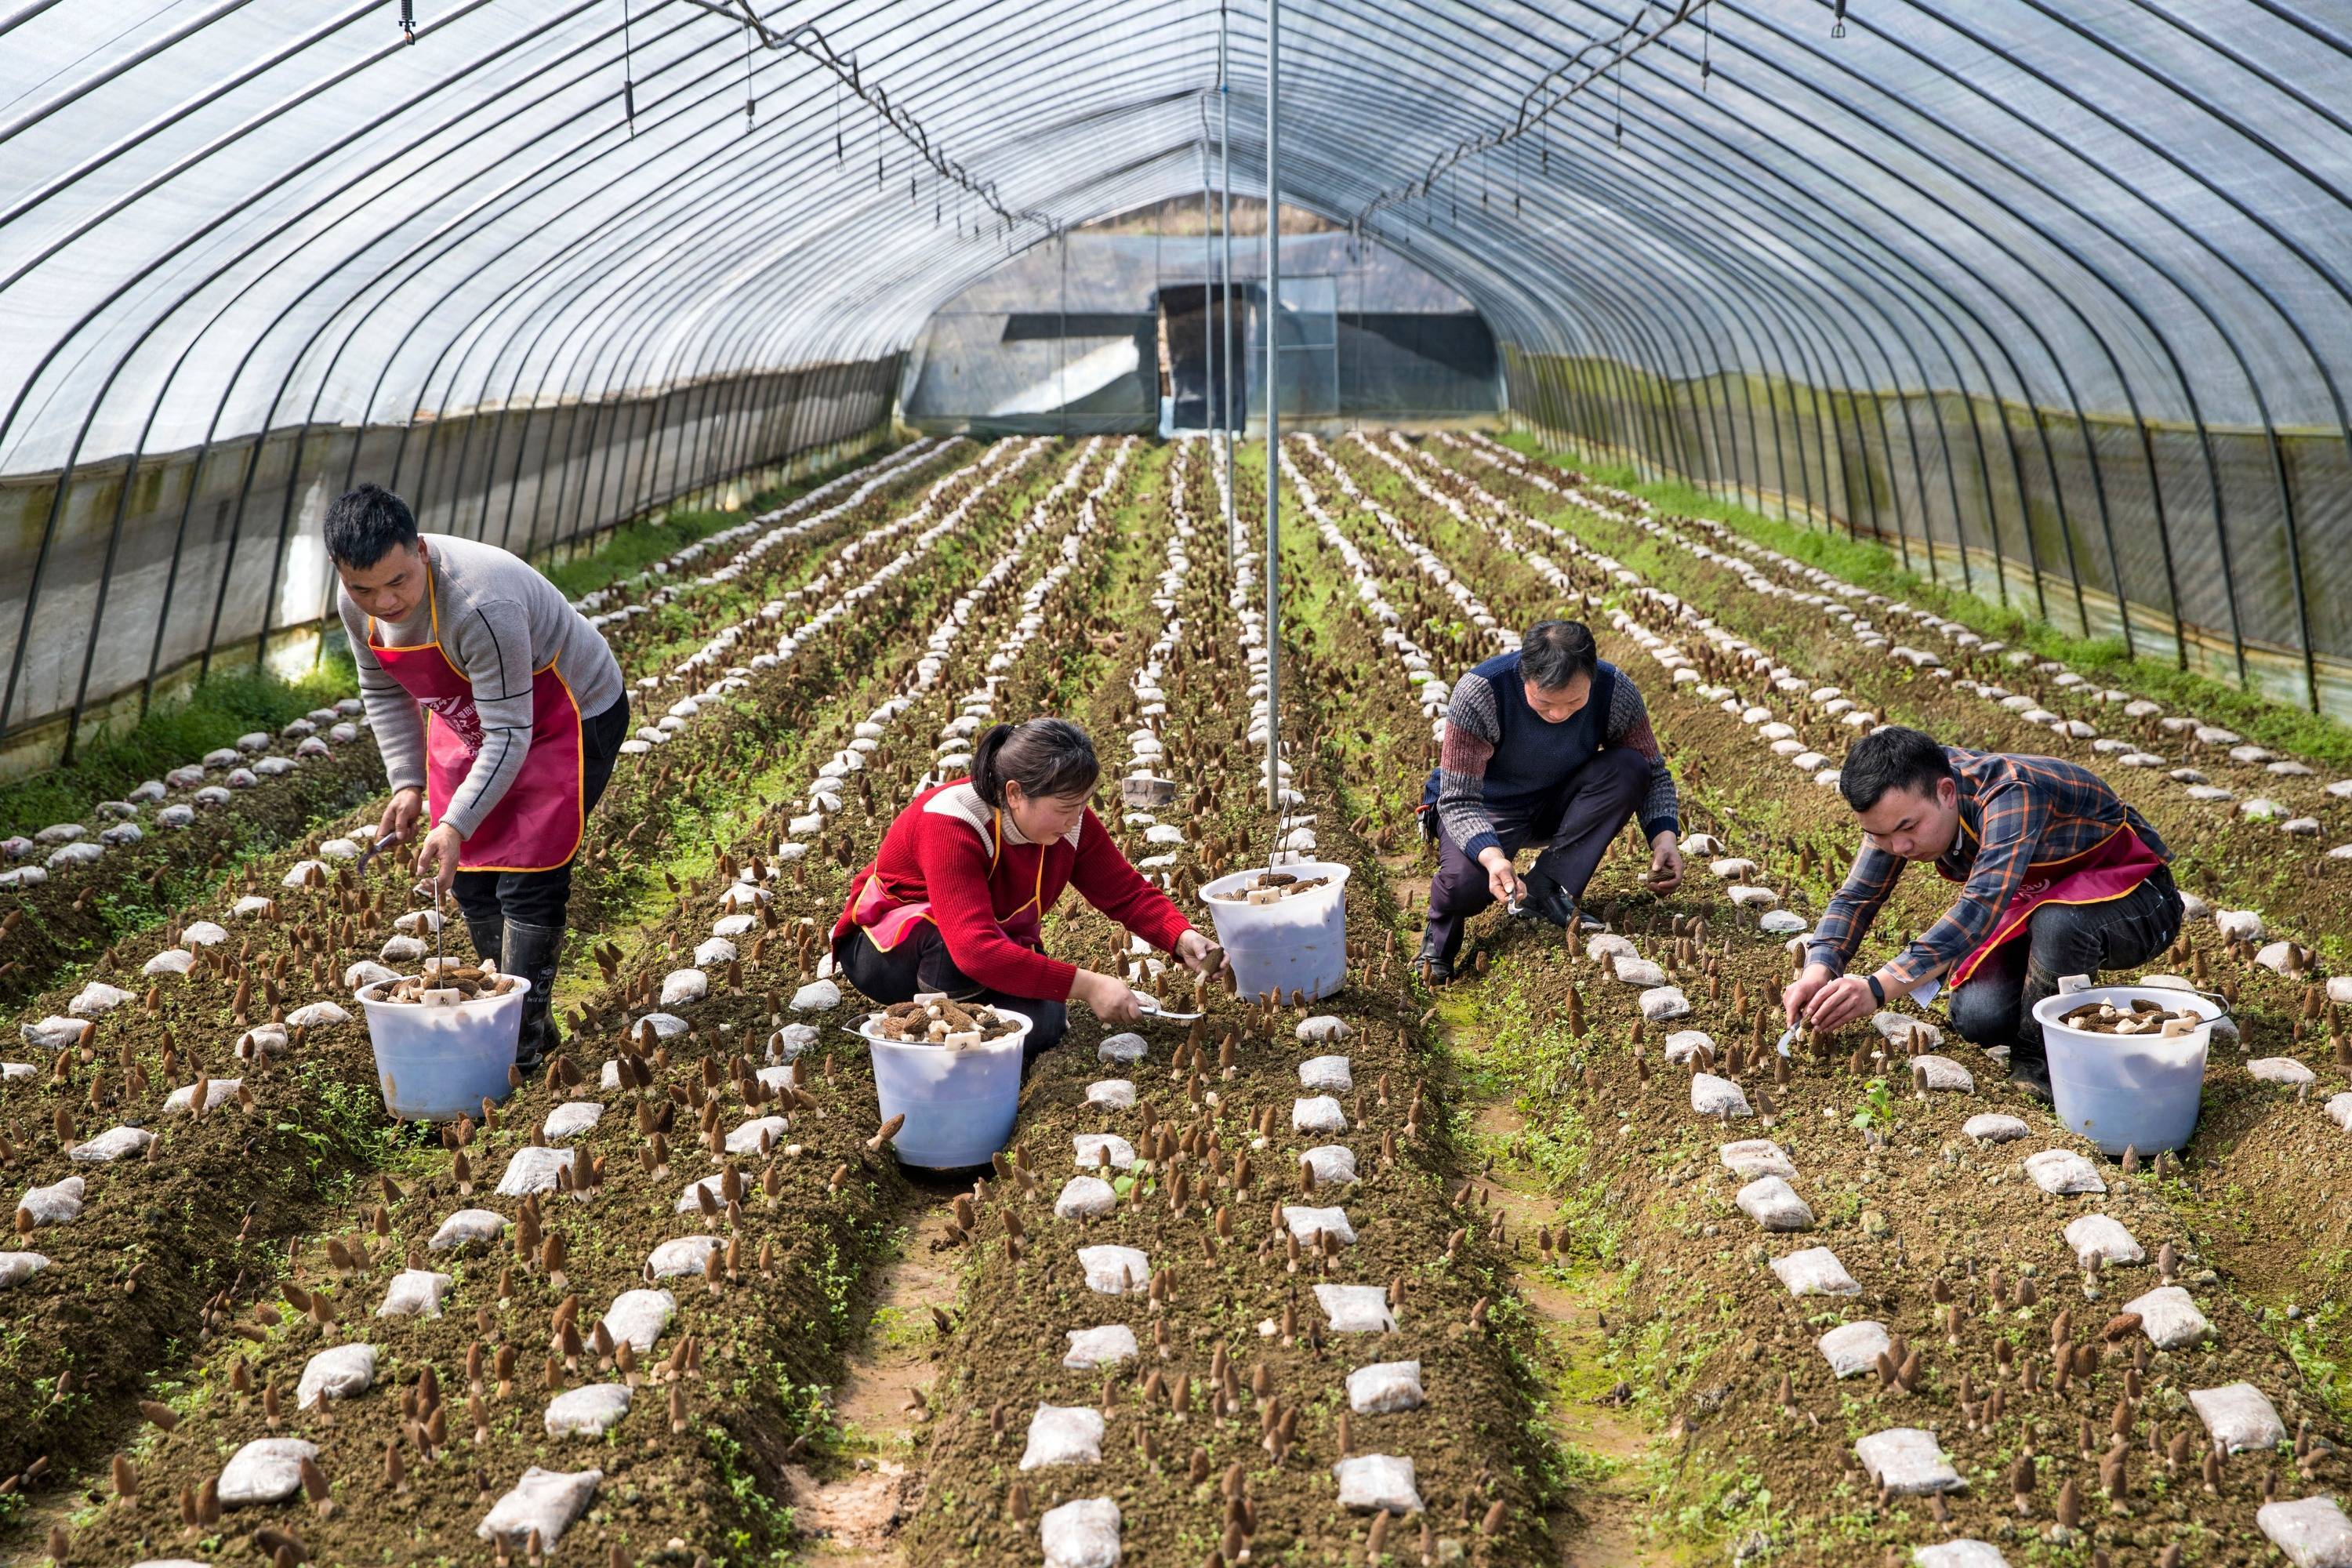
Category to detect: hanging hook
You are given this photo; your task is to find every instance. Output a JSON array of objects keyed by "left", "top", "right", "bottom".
[
  {"left": 397, "top": 0, "right": 416, "bottom": 44},
  {"left": 1613, "top": 33, "right": 1625, "bottom": 147},
  {"left": 1702, "top": 0, "right": 1713, "bottom": 87},
  {"left": 1832, "top": 0, "right": 1847, "bottom": 38},
  {"left": 619, "top": 0, "right": 635, "bottom": 133},
  {"left": 742, "top": 19, "right": 756, "bottom": 131}
]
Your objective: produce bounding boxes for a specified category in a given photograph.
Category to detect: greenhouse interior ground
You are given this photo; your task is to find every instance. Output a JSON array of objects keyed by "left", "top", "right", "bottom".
[{"left": 4, "top": 4, "right": 2352, "bottom": 1566}]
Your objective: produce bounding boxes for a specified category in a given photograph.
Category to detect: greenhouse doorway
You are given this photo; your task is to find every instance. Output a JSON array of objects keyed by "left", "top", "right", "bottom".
[
  {"left": 1155, "top": 274, "right": 1339, "bottom": 434},
  {"left": 1255, "top": 274, "right": 1341, "bottom": 428},
  {"left": 1156, "top": 281, "right": 1247, "bottom": 434}
]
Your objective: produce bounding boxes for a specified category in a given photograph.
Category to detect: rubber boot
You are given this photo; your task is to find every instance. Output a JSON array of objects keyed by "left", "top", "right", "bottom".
[
  {"left": 463, "top": 916, "right": 503, "bottom": 972},
  {"left": 502, "top": 919, "right": 565, "bottom": 1073},
  {"left": 1417, "top": 924, "right": 1461, "bottom": 985}
]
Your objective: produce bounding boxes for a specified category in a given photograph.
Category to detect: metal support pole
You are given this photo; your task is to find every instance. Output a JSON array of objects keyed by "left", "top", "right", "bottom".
[
  {"left": 1202, "top": 143, "right": 1214, "bottom": 436},
  {"left": 1262, "top": 0, "right": 1280, "bottom": 815},
  {"left": 1058, "top": 226, "right": 1068, "bottom": 438},
  {"left": 1219, "top": 3, "right": 1236, "bottom": 552}
]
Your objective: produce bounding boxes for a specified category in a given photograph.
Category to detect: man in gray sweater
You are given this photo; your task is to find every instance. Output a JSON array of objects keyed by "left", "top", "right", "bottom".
[
  {"left": 329, "top": 485, "right": 629, "bottom": 1068},
  {"left": 1416, "top": 621, "right": 1682, "bottom": 982}
]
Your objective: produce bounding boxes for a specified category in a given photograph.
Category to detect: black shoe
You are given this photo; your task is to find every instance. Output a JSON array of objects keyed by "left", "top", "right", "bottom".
[
  {"left": 501, "top": 918, "right": 566, "bottom": 1072},
  {"left": 2009, "top": 1051, "right": 2053, "bottom": 1102},
  {"left": 1512, "top": 869, "right": 1577, "bottom": 929},
  {"left": 1417, "top": 931, "right": 1457, "bottom": 985}
]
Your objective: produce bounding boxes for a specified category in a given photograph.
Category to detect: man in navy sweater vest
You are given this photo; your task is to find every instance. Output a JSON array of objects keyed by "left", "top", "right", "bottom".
[{"left": 1417, "top": 620, "right": 1682, "bottom": 982}]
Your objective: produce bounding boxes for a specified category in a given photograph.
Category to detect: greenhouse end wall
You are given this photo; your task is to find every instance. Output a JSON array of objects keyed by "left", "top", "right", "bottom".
[
  {"left": 1504, "top": 347, "right": 2352, "bottom": 722},
  {"left": 0, "top": 355, "right": 900, "bottom": 778}
]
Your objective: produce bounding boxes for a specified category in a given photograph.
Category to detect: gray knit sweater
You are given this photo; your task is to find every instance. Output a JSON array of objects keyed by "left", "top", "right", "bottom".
[
  {"left": 1436, "top": 664, "right": 1679, "bottom": 858},
  {"left": 339, "top": 533, "right": 624, "bottom": 840}
]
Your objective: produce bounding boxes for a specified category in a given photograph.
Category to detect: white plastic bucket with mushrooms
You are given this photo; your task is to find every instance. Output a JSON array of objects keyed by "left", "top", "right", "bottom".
[
  {"left": 2031, "top": 979, "right": 2221, "bottom": 1156},
  {"left": 861, "top": 1001, "right": 1031, "bottom": 1169},
  {"left": 356, "top": 967, "right": 526, "bottom": 1120},
  {"left": 1199, "top": 859, "right": 1352, "bottom": 1003}
]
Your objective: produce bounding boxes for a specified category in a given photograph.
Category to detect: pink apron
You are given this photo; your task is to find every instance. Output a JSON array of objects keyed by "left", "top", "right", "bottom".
[
  {"left": 848, "top": 807, "right": 1045, "bottom": 953},
  {"left": 368, "top": 564, "right": 584, "bottom": 874},
  {"left": 1942, "top": 820, "right": 2165, "bottom": 985}
]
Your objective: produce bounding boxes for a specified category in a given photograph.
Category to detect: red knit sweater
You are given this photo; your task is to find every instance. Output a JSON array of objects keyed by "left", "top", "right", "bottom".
[{"left": 831, "top": 779, "right": 1194, "bottom": 1000}]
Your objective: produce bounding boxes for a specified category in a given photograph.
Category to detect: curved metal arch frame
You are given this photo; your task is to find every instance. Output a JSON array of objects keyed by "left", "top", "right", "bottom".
[
  {"left": 3, "top": 0, "right": 2350, "bottom": 743},
  {"left": 1310, "top": 0, "right": 2209, "bottom": 656},
  {"left": 1418, "top": 0, "right": 2198, "bottom": 653},
  {"left": 1238, "top": 39, "right": 2038, "bottom": 609}
]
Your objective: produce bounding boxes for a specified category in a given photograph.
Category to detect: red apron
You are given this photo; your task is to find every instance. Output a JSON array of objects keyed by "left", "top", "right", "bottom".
[
  {"left": 847, "top": 807, "right": 1045, "bottom": 953},
  {"left": 1942, "top": 819, "right": 2165, "bottom": 985},
  {"left": 368, "top": 564, "right": 585, "bottom": 874}
]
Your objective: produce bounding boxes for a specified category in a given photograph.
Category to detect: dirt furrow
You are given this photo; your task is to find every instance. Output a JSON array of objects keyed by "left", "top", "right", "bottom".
[{"left": 0, "top": 440, "right": 1069, "bottom": 1539}]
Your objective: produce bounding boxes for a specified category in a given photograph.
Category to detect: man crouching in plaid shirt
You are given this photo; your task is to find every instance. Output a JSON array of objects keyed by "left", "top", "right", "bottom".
[{"left": 1783, "top": 725, "right": 2184, "bottom": 1099}]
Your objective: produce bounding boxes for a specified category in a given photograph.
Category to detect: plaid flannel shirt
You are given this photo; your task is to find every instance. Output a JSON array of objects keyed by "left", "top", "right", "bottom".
[{"left": 1806, "top": 747, "right": 2169, "bottom": 991}]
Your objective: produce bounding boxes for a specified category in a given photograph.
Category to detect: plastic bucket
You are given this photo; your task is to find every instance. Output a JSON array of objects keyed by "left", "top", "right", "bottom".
[
  {"left": 865, "top": 1007, "right": 1031, "bottom": 1170},
  {"left": 357, "top": 974, "right": 525, "bottom": 1121},
  {"left": 1198, "top": 859, "right": 1352, "bottom": 1003},
  {"left": 2032, "top": 983, "right": 2220, "bottom": 1156}
]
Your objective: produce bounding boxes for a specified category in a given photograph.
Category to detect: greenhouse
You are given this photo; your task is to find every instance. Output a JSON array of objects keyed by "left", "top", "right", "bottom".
[{"left": 3, "top": 3, "right": 2351, "bottom": 1565}]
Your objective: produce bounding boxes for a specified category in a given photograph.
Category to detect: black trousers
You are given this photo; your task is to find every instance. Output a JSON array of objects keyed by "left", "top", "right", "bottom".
[
  {"left": 450, "top": 695, "right": 631, "bottom": 932},
  {"left": 1422, "top": 746, "right": 1650, "bottom": 960},
  {"left": 1946, "top": 868, "right": 2184, "bottom": 1064},
  {"left": 832, "top": 924, "right": 1072, "bottom": 1066}
]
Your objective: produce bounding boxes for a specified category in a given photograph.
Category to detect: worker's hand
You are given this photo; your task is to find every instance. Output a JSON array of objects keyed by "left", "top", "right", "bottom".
[
  {"left": 1782, "top": 961, "right": 1835, "bottom": 1025},
  {"left": 378, "top": 786, "right": 424, "bottom": 851},
  {"left": 1478, "top": 847, "right": 1523, "bottom": 907},
  {"left": 1803, "top": 975, "right": 1880, "bottom": 1034},
  {"left": 1647, "top": 832, "right": 1684, "bottom": 895},
  {"left": 1174, "top": 930, "right": 1228, "bottom": 978},
  {"left": 413, "top": 821, "right": 464, "bottom": 902},
  {"left": 1072, "top": 969, "right": 1146, "bottom": 1025}
]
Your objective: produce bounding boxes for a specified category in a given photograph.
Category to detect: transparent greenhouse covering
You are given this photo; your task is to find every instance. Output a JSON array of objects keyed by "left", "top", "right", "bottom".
[
  {"left": 5, "top": 0, "right": 2349, "bottom": 466},
  {"left": 3, "top": 0, "right": 2352, "bottom": 739}
]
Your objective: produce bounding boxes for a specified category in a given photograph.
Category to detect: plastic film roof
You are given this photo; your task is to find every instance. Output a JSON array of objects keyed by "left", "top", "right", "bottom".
[{"left": 2, "top": 0, "right": 2347, "bottom": 477}]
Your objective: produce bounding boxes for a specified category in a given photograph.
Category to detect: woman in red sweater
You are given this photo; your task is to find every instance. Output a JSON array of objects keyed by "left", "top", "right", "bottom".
[{"left": 832, "top": 717, "right": 1221, "bottom": 1062}]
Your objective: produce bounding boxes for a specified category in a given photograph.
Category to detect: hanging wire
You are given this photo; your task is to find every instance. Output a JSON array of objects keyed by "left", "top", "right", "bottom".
[
  {"left": 1352, "top": 2, "right": 1696, "bottom": 229},
  {"left": 620, "top": 0, "right": 636, "bottom": 134},
  {"left": 742, "top": 18, "right": 756, "bottom": 131},
  {"left": 1701, "top": 0, "right": 1712, "bottom": 88},
  {"left": 833, "top": 67, "right": 843, "bottom": 162},
  {"left": 1613, "top": 24, "right": 1625, "bottom": 147},
  {"left": 398, "top": 0, "right": 416, "bottom": 45}
]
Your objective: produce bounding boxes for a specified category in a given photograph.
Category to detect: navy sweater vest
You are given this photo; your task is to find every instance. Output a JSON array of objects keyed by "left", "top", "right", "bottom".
[{"left": 1421, "top": 652, "right": 1619, "bottom": 818}]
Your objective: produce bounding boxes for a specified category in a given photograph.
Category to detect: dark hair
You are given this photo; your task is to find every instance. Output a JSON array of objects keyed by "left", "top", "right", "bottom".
[
  {"left": 1838, "top": 725, "right": 1955, "bottom": 812},
  {"left": 971, "top": 717, "right": 1101, "bottom": 808},
  {"left": 325, "top": 484, "right": 419, "bottom": 569},
  {"left": 1519, "top": 619, "right": 1599, "bottom": 689}
]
